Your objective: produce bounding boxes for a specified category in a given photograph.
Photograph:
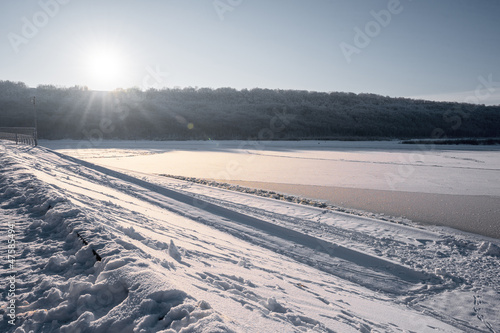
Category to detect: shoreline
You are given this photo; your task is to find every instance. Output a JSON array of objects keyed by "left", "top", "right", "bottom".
[{"left": 215, "top": 180, "right": 500, "bottom": 239}]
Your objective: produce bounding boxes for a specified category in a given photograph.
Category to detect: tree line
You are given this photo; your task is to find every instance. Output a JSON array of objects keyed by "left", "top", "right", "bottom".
[{"left": 0, "top": 80, "right": 498, "bottom": 141}]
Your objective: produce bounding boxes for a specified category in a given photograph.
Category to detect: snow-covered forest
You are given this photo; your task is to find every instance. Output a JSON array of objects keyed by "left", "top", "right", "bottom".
[{"left": 1, "top": 80, "right": 499, "bottom": 141}]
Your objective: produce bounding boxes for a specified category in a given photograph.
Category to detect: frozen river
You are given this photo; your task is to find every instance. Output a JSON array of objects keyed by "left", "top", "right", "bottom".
[{"left": 41, "top": 140, "right": 500, "bottom": 238}]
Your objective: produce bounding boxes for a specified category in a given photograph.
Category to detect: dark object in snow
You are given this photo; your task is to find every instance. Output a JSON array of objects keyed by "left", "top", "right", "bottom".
[
  {"left": 76, "top": 231, "right": 102, "bottom": 261},
  {"left": 76, "top": 232, "right": 88, "bottom": 245},
  {"left": 92, "top": 249, "right": 102, "bottom": 261}
]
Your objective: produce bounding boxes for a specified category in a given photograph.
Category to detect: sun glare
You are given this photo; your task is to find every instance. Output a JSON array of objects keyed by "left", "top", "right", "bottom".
[{"left": 85, "top": 46, "right": 127, "bottom": 91}]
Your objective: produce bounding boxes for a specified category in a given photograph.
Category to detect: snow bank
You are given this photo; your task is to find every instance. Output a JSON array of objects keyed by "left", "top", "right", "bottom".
[
  {"left": 158, "top": 174, "right": 412, "bottom": 225},
  {"left": 0, "top": 146, "right": 233, "bottom": 332}
]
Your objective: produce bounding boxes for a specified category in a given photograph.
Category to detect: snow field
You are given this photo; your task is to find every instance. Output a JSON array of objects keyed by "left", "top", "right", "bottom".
[
  {"left": 1, "top": 142, "right": 499, "bottom": 332},
  {"left": 42, "top": 139, "right": 500, "bottom": 238},
  {"left": 0, "top": 149, "right": 232, "bottom": 332}
]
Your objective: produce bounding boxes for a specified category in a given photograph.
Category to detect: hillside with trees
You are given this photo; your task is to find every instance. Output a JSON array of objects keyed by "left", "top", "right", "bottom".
[{"left": 0, "top": 80, "right": 498, "bottom": 141}]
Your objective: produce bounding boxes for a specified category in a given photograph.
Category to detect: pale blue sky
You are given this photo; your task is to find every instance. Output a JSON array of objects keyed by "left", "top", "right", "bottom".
[{"left": 1, "top": 0, "right": 499, "bottom": 104}]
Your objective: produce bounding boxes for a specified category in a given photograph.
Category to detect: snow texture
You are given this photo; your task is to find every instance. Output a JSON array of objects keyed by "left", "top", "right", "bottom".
[{"left": 1, "top": 141, "right": 499, "bottom": 332}]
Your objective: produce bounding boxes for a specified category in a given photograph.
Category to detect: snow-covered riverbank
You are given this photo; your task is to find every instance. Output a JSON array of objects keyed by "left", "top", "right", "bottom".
[
  {"left": 41, "top": 139, "right": 500, "bottom": 238},
  {"left": 1, "top": 142, "right": 499, "bottom": 332}
]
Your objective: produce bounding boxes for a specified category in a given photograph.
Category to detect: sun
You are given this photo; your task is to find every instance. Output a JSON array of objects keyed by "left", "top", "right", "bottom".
[{"left": 84, "top": 45, "right": 128, "bottom": 91}]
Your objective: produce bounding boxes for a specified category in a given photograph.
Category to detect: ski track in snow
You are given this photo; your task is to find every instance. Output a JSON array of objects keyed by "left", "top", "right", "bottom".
[{"left": 1, "top": 142, "right": 499, "bottom": 332}]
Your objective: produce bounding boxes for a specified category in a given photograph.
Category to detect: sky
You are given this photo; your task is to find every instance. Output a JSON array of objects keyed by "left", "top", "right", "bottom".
[{"left": 1, "top": 0, "right": 499, "bottom": 105}]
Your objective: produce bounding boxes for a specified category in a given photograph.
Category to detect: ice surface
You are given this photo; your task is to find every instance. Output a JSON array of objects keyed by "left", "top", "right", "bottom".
[{"left": 41, "top": 139, "right": 500, "bottom": 196}]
